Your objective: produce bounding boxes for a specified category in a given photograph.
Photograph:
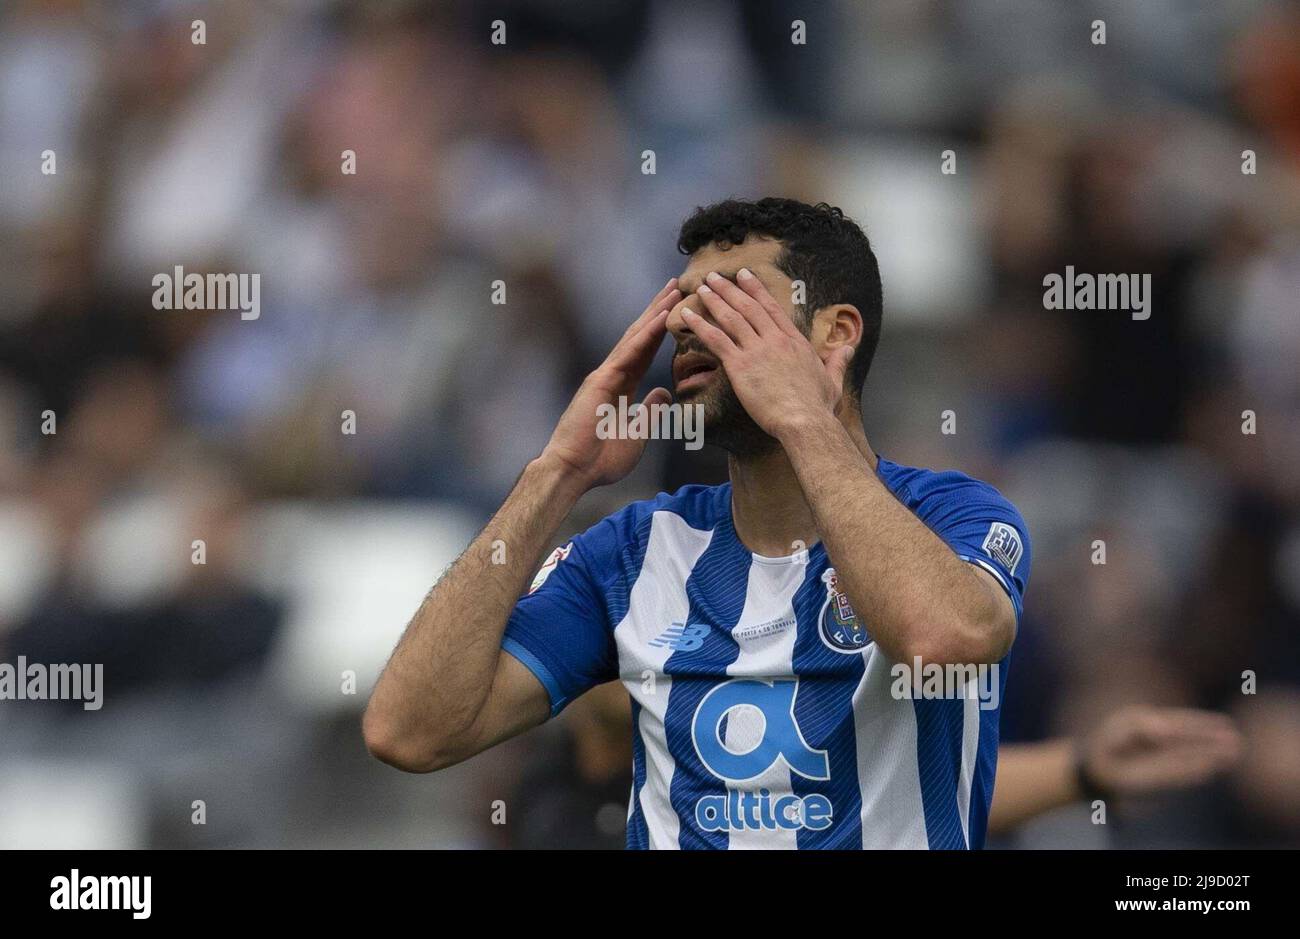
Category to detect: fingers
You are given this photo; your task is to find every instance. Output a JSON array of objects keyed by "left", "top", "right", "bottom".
[
  {"left": 736, "top": 267, "right": 803, "bottom": 337},
  {"left": 618, "top": 279, "right": 681, "bottom": 346},
  {"left": 641, "top": 278, "right": 681, "bottom": 324},
  {"left": 605, "top": 277, "right": 679, "bottom": 368},
  {"left": 824, "top": 344, "right": 854, "bottom": 391},
  {"left": 1104, "top": 707, "right": 1244, "bottom": 791},
  {"left": 1127, "top": 740, "right": 1238, "bottom": 791},
  {"left": 1082, "top": 706, "right": 1246, "bottom": 800},
  {"left": 682, "top": 308, "right": 737, "bottom": 361},
  {"left": 605, "top": 308, "right": 670, "bottom": 383},
  {"left": 702, "top": 271, "right": 771, "bottom": 338},
  {"left": 1159, "top": 708, "right": 1239, "bottom": 738},
  {"left": 697, "top": 280, "right": 758, "bottom": 346},
  {"left": 641, "top": 386, "right": 672, "bottom": 410},
  {"left": 1129, "top": 706, "right": 1241, "bottom": 747}
]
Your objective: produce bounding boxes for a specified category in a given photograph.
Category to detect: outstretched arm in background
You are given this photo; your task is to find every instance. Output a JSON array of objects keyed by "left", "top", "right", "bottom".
[{"left": 989, "top": 706, "right": 1243, "bottom": 835}]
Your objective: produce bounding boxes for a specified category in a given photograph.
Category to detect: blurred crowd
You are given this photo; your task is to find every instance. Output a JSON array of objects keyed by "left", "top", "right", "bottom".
[{"left": 0, "top": 0, "right": 1298, "bottom": 848}]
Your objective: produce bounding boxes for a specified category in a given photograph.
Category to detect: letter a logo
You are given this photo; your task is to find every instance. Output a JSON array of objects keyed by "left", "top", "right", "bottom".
[{"left": 691, "top": 679, "right": 830, "bottom": 782}]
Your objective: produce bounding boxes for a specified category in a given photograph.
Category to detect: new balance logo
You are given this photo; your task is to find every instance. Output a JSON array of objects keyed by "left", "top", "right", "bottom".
[{"left": 649, "top": 622, "right": 708, "bottom": 651}]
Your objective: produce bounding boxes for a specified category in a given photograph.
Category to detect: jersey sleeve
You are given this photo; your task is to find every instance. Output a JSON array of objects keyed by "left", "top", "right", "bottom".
[
  {"left": 501, "top": 519, "right": 622, "bottom": 718},
  {"left": 926, "top": 484, "right": 1032, "bottom": 622}
]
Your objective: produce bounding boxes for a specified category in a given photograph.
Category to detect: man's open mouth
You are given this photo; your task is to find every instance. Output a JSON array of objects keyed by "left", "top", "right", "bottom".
[{"left": 673, "top": 353, "right": 719, "bottom": 393}]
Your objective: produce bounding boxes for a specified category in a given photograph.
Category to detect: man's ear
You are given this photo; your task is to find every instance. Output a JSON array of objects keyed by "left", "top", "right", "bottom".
[
  {"left": 819, "top": 305, "right": 862, "bottom": 406},
  {"left": 817, "top": 303, "right": 863, "bottom": 362}
]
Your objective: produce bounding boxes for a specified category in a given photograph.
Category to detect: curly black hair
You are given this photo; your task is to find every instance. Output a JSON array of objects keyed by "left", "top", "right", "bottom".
[{"left": 677, "top": 197, "right": 883, "bottom": 399}]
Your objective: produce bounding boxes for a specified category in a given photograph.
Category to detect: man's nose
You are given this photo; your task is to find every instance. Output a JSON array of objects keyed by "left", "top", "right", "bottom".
[{"left": 666, "top": 293, "right": 706, "bottom": 342}]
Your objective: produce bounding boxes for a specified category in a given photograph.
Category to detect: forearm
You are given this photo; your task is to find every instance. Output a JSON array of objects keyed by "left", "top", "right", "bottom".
[
  {"left": 364, "top": 456, "right": 584, "bottom": 766},
  {"left": 779, "top": 415, "right": 1008, "bottom": 665},
  {"left": 988, "top": 739, "right": 1082, "bottom": 836}
]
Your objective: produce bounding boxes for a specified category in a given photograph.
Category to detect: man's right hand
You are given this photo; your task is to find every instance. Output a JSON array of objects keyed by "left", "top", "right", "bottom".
[
  {"left": 539, "top": 278, "right": 681, "bottom": 491},
  {"left": 366, "top": 279, "right": 682, "bottom": 773}
]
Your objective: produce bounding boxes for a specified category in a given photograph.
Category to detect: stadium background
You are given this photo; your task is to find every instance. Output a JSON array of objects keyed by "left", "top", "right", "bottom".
[{"left": 1, "top": 0, "right": 1298, "bottom": 848}]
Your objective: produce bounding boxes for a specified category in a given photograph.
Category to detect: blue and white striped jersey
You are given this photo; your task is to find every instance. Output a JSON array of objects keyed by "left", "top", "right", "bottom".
[{"left": 502, "top": 456, "right": 1031, "bottom": 849}]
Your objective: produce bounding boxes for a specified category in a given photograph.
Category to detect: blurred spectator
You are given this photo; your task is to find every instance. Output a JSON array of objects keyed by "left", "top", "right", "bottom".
[{"left": 500, "top": 682, "right": 633, "bottom": 849}]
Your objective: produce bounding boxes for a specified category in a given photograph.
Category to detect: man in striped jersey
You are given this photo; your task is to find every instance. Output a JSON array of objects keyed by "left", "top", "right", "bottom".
[{"left": 365, "top": 197, "right": 1030, "bottom": 849}]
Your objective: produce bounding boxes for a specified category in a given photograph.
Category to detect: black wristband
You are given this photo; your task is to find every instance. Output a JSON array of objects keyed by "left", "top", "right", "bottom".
[{"left": 1073, "top": 746, "right": 1114, "bottom": 803}]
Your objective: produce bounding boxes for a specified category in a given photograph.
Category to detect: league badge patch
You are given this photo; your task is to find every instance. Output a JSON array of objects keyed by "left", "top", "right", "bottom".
[
  {"left": 981, "top": 522, "right": 1023, "bottom": 575},
  {"left": 529, "top": 543, "right": 572, "bottom": 594}
]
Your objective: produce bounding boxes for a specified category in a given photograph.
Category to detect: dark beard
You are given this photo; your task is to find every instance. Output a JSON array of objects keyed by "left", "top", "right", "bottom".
[{"left": 684, "top": 371, "right": 781, "bottom": 458}]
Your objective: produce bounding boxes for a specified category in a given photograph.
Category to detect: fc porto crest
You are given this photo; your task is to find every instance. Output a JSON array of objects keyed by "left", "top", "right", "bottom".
[{"left": 818, "top": 568, "right": 871, "bottom": 653}]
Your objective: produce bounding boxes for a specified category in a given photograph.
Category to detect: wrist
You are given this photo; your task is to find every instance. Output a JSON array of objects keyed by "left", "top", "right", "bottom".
[
  {"left": 771, "top": 407, "right": 841, "bottom": 446},
  {"left": 526, "top": 452, "right": 590, "bottom": 506},
  {"left": 1071, "top": 742, "right": 1114, "bottom": 803}
]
